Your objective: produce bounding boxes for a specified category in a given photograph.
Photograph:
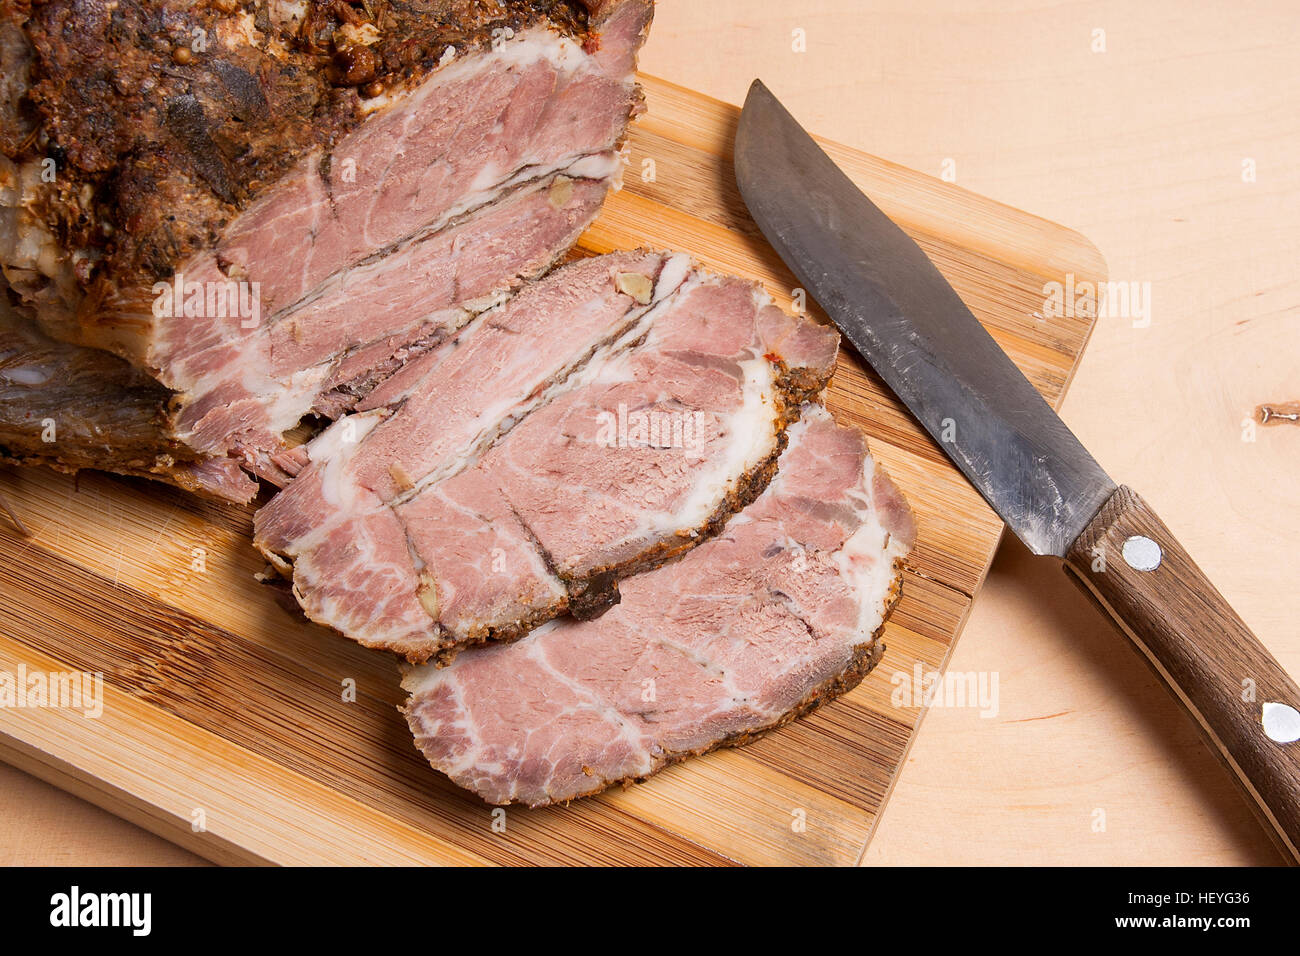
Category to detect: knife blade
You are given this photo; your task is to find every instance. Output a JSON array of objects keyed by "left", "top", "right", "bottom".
[
  {"left": 735, "top": 78, "right": 1300, "bottom": 862},
  {"left": 735, "top": 80, "right": 1114, "bottom": 557}
]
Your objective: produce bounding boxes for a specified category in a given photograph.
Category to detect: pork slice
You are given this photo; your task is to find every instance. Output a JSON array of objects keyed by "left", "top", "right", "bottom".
[
  {"left": 482, "top": 276, "right": 841, "bottom": 578},
  {"left": 255, "top": 250, "right": 679, "bottom": 543},
  {"left": 400, "top": 407, "right": 916, "bottom": 806},
  {"left": 0, "top": 0, "right": 653, "bottom": 487},
  {"left": 398, "top": 470, "right": 570, "bottom": 645},
  {"left": 254, "top": 252, "right": 841, "bottom": 662},
  {"left": 174, "top": 173, "right": 613, "bottom": 481}
]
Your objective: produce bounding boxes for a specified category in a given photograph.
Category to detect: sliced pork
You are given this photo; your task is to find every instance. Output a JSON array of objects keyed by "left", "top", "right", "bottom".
[
  {"left": 0, "top": 0, "right": 653, "bottom": 495},
  {"left": 401, "top": 407, "right": 916, "bottom": 806},
  {"left": 254, "top": 251, "right": 840, "bottom": 663}
]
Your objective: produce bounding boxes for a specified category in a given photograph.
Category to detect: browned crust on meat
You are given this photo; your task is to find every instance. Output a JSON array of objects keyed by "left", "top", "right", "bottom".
[
  {"left": 3, "top": 0, "right": 598, "bottom": 306},
  {"left": 401, "top": 556, "right": 907, "bottom": 806}
]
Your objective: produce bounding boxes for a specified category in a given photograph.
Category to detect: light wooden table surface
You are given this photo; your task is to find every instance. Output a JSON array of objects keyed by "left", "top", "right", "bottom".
[{"left": 2, "top": 0, "right": 1296, "bottom": 866}]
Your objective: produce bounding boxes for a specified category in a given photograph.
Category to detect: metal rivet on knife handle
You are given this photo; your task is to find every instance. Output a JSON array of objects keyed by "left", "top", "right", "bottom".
[
  {"left": 1263, "top": 702, "right": 1300, "bottom": 745},
  {"left": 1121, "top": 535, "right": 1162, "bottom": 572}
]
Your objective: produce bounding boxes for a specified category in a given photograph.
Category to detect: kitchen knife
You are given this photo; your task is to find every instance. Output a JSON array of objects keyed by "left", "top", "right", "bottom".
[{"left": 735, "top": 78, "right": 1300, "bottom": 862}]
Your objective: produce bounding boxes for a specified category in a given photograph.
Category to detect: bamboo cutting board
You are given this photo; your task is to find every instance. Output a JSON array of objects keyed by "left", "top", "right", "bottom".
[{"left": 0, "top": 76, "right": 1103, "bottom": 866}]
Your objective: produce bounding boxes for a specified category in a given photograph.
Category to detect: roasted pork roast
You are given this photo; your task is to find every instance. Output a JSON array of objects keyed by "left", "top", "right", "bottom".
[{"left": 1, "top": 0, "right": 652, "bottom": 497}]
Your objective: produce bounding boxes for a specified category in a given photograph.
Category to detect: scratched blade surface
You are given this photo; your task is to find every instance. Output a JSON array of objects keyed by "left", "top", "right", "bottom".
[{"left": 734, "top": 80, "right": 1115, "bottom": 556}]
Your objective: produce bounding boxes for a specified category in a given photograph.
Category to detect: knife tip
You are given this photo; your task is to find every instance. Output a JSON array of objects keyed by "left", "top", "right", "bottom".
[{"left": 744, "top": 78, "right": 773, "bottom": 105}]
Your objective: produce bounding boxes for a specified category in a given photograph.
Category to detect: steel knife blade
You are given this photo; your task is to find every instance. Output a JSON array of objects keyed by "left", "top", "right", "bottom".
[{"left": 734, "top": 80, "right": 1113, "bottom": 557}]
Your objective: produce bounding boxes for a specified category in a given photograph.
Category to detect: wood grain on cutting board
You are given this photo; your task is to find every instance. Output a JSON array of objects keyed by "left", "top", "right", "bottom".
[{"left": 0, "top": 74, "right": 1102, "bottom": 866}]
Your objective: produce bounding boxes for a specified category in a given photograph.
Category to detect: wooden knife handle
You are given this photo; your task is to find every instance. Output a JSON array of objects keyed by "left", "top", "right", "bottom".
[{"left": 1064, "top": 485, "right": 1300, "bottom": 863}]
